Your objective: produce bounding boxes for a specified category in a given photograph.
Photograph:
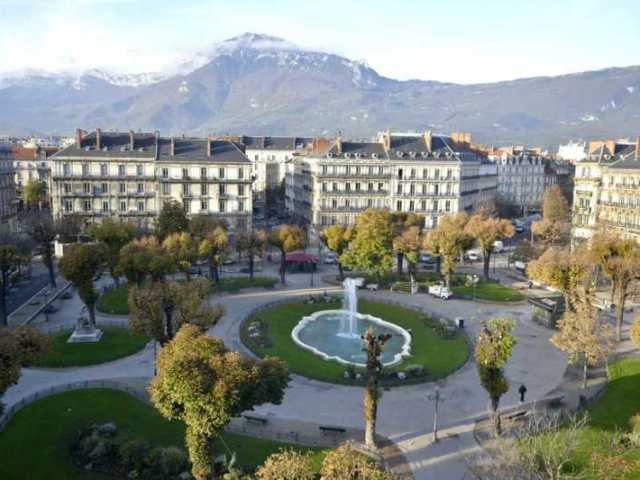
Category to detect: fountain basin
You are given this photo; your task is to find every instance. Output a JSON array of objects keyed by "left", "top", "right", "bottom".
[{"left": 291, "top": 309, "right": 412, "bottom": 367}]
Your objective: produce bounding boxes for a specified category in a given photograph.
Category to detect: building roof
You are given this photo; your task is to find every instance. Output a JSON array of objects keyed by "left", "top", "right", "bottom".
[
  {"left": 241, "top": 136, "right": 313, "bottom": 151},
  {"left": 53, "top": 131, "right": 157, "bottom": 159},
  {"left": 157, "top": 138, "right": 249, "bottom": 163},
  {"left": 327, "top": 141, "right": 388, "bottom": 159}
]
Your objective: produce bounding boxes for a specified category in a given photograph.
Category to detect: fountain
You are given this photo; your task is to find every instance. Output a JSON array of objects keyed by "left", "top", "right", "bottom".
[{"left": 291, "top": 278, "right": 412, "bottom": 367}]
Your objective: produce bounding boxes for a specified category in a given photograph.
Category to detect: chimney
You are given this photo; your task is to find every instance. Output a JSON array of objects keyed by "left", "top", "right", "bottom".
[
  {"left": 335, "top": 134, "right": 342, "bottom": 155},
  {"left": 381, "top": 130, "right": 391, "bottom": 150},
  {"left": 75, "top": 128, "right": 85, "bottom": 147},
  {"left": 636, "top": 136, "right": 640, "bottom": 160},
  {"left": 423, "top": 130, "right": 432, "bottom": 152},
  {"left": 605, "top": 139, "right": 616, "bottom": 156},
  {"left": 129, "top": 130, "right": 135, "bottom": 150},
  {"left": 170, "top": 137, "right": 176, "bottom": 156},
  {"left": 95, "top": 128, "right": 102, "bottom": 150},
  {"left": 207, "top": 135, "right": 213, "bottom": 157}
]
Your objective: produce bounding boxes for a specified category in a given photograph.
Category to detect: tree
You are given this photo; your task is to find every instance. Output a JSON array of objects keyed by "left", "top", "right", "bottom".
[
  {"left": 118, "top": 236, "right": 172, "bottom": 286},
  {"left": 362, "top": 327, "right": 391, "bottom": 450},
  {"left": 163, "top": 232, "right": 198, "bottom": 279},
  {"left": 465, "top": 214, "right": 514, "bottom": 279},
  {"left": 198, "top": 226, "right": 228, "bottom": 284},
  {"left": 0, "top": 245, "right": 21, "bottom": 326},
  {"left": 320, "top": 443, "right": 398, "bottom": 479},
  {"left": 0, "top": 326, "right": 50, "bottom": 412},
  {"left": 268, "top": 225, "right": 307, "bottom": 284},
  {"left": 58, "top": 244, "right": 104, "bottom": 326},
  {"left": 56, "top": 214, "right": 83, "bottom": 243},
  {"left": 341, "top": 209, "right": 394, "bottom": 281},
  {"left": 631, "top": 314, "right": 640, "bottom": 348},
  {"left": 423, "top": 212, "right": 473, "bottom": 287},
  {"left": 155, "top": 199, "right": 189, "bottom": 240},
  {"left": 22, "top": 212, "right": 57, "bottom": 287},
  {"left": 23, "top": 179, "right": 48, "bottom": 210},
  {"left": 527, "top": 247, "right": 591, "bottom": 311},
  {"left": 475, "top": 318, "right": 516, "bottom": 436},
  {"left": 129, "top": 279, "right": 224, "bottom": 344},
  {"left": 236, "top": 229, "right": 267, "bottom": 279},
  {"left": 392, "top": 226, "right": 422, "bottom": 279},
  {"left": 551, "top": 301, "right": 612, "bottom": 389},
  {"left": 590, "top": 232, "right": 640, "bottom": 341},
  {"left": 256, "top": 450, "right": 315, "bottom": 480},
  {"left": 87, "top": 219, "right": 136, "bottom": 286},
  {"left": 390, "top": 212, "right": 424, "bottom": 274},
  {"left": 532, "top": 186, "right": 570, "bottom": 246},
  {"left": 149, "top": 324, "right": 289, "bottom": 480},
  {"left": 322, "top": 224, "right": 355, "bottom": 280}
]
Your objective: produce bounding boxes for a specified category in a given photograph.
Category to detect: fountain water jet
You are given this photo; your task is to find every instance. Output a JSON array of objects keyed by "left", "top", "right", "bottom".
[{"left": 339, "top": 277, "right": 363, "bottom": 339}]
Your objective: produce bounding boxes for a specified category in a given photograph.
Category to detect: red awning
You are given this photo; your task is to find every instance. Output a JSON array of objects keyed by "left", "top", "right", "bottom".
[{"left": 285, "top": 251, "right": 317, "bottom": 263}]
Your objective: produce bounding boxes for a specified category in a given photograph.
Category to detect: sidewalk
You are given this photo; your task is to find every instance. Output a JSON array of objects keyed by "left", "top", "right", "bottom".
[{"left": 7, "top": 279, "right": 72, "bottom": 327}]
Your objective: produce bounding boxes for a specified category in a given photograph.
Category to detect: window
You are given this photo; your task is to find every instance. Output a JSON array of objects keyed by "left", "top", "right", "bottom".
[
  {"left": 161, "top": 183, "right": 170, "bottom": 195},
  {"left": 64, "top": 200, "right": 72, "bottom": 212},
  {"left": 183, "top": 183, "right": 190, "bottom": 195},
  {"left": 322, "top": 182, "right": 327, "bottom": 192},
  {"left": 201, "top": 199, "right": 208, "bottom": 211},
  {"left": 219, "top": 168, "right": 225, "bottom": 179},
  {"left": 410, "top": 169, "right": 416, "bottom": 179},
  {"left": 182, "top": 168, "right": 189, "bottom": 179},
  {"left": 332, "top": 199, "right": 337, "bottom": 208},
  {"left": 201, "top": 183, "right": 208, "bottom": 195},
  {"left": 368, "top": 183, "right": 373, "bottom": 191},
  {"left": 238, "top": 168, "right": 244, "bottom": 179},
  {"left": 102, "top": 201, "right": 109, "bottom": 213},
  {"left": 82, "top": 164, "right": 89, "bottom": 176},
  {"left": 378, "top": 166, "right": 383, "bottom": 175},
  {"left": 64, "top": 183, "right": 71, "bottom": 194},
  {"left": 398, "top": 168, "right": 403, "bottom": 179},
  {"left": 356, "top": 183, "right": 361, "bottom": 192},
  {"left": 447, "top": 168, "right": 453, "bottom": 179},
  {"left": 434, "top": 168, "right": 440, "bottom": 179},
  {"left": 101, "top": 183, "right": 108, "bottom": 194},
  {"left": 409, "top": 200, "right": 415, "bottom": 211},
  {"left": 356, "top": 166, "right": 361, "bottom": 175},
  {"left": 137, "top": 165, "right": 143, "bottom": 176},
  {"left": 220, "top": 184, "right": 226, "bottom": 195},
  {"left": 137, "top": 202, "right": 145, "bottom": 212},
  {"left": 184, "top": 200, "right": 191, "bottom": 213},
  {"left": 434, "top": 184, "right": 439, "bottom": 195},
  {"left": 63, "top": 163, "right": 71, "bottom": 176},
  {"left": 397, "top": 184, "right": 402, "bottom": 194},
  {"left": 396, "top": 200, "right": 402, "bottom": 211},
  {"left": 378, "top": 182, "right": 384, "bottom": 191},
  {"left": 239, "top": 200, "right": 245, "bottom": 212},
  {"left": 83, "top": 183, "right": 91, "bottom": 194},
  {"left": 101, "top": 164, "right": 108, "bottom": 176},
  {"left": 367, "top": 199, "right": 373, "bottom": 208},
  {"left": 119, "top": 183, "right": 126, "bottom": 194},
  {"left": 332, "top": 183, "right": 337, "bottom": 191},
  {"left": 322, "top": 165, "right": 327, "bottom": 175},
  {"left": 410, "top": 184, "right": 415, "bottom": 195},
  {"left": 83, "top": 200, "right": 91, "bottom": 212},
  {"left": 201, "top": 167, "right": 207, "bottom": 179},
  {"left": 445, "top": 200, "right": 451, "bottom": 212},
  {"left": 137, "top": 183, "right": 144, "bottom": 193},
  {"left": 346, "top": 183, "right": 351, "bottom": 192},
  {"left": 218, "top": 199, "right": 226, "bottom": 212},
  {"left": 421, "top": 200, "right": 426, "bottom": 211},
  {"left": 238, "top": 184, "right": 245, "bottom": 196},
  {"left": 118, "top": 165, "right": 125, "bottom": 176},
  {"left": 119, "top": 201, "right": 126, "bottom": 212},
  {"left": 255, "top": 155, "right": 259, "bottom": 161},
  {"left": 162, "top": 168, "right": 169, "bottom": 178}
]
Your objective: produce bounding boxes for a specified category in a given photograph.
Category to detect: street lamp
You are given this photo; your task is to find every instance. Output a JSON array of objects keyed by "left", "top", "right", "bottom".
[
  {"left": 427, "top": 386, "right": 446, "bottom": 442},
  {"left": 472, "top": 274, "right": 479, "bottom": 302}
]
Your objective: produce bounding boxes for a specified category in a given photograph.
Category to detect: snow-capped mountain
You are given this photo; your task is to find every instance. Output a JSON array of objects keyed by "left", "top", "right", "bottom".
[{"left": 1, "top": 32, "right": 640, "bottom": 146}]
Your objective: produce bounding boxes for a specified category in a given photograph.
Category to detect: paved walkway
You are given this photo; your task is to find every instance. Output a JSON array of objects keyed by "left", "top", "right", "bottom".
[{"left": 1, "top": 270, "right": 584, "bottom": 479}]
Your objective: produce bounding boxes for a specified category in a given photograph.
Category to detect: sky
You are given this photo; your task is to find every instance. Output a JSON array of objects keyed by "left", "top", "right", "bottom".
[{"left": 0, "top": 0, "right": 639, "bottom": 84}]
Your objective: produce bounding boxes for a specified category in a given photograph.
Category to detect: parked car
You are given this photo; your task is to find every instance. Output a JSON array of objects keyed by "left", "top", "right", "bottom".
[
  {"left": 514, "top": 261, "right": 527, "bottom": 273},
  {"left": 492, "top": 240, "right": 505, "bottom": 253},
  {"left": 428, "top": 284, "right": 452, "bottom": 300},
  {"left": 419, "top": 252, "right": 436, "bottom": 263},
  {"left": 324, "top": 252, "right": 338, "bottom": 264},
  {"left": 465, "top": 250, "right": 481, "bottom": 262}
]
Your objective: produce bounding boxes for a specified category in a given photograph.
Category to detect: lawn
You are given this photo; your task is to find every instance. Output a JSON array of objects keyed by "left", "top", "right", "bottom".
[
  {"left": 452, "top": 278, "right": 525, "bottom": 302},
  {"left": 96, "top": 283, "right": 129, "bottom": 315},
  {"left": 211, "top": 276, "right": 278, "bottom": 294},
  {"left": 36, "top": 327, "right": 149, "bottom": 367},
  {"left": 241, "top": 299, "right": 469, "bottom": 385},
  {"left": 0, "top": 388, "right": 326, "bottom": 480}
]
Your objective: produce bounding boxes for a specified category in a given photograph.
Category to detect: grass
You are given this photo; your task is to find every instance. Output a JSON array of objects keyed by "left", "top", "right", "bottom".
[
  {"left": 36, "top": 327, "right": 149, "bottom": 367},
  {"left": 241, "top": 299, "right": 469, "bottom": 386},
  {"left": 96, "top": 283, "right": 129, "bottom": 315},
  {"left": 0, "top": 388, "right": 326, "bottom": 480},
  {"left": 210, "top": 276, "right": 278, "bottom": 294},
  {"left": 452, "top": 278, "right": 525, "bottom": 302}
]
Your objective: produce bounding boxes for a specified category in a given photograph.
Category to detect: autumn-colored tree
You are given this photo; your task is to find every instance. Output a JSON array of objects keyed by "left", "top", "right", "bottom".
[
  {"left": 55, "top": 214, "right": 83, "bottom": 243},
  {"left": 87, "top": 219, "right": 137, "bottom": 286},
  {"left": 198, "top": 226, "right": 228, "bottom": 284},
  {"left": 631, "top": 315, "right": 640, "bottom": 348},
  {"left": 22, "top": 212, "right": 57, "bottom": 287},
  {"left": 256, "top": 450, "right": 315, "bottom": 480},
  {"left": 23, "top": 179, "right": 48, "bottom": 210},
  {"left": 155, "top": 199, "right": 189, "bottom": 240},
  {"left": 149, "top": 324, "right": 289, "bottom": 480},
  {"left": 475, "top": 318, "right": 516, "bottom": 436},
  {"left": 341, "top": 209, "right": 394, "bottom": 280},
  {"left": 118, "top": 236, "right": 172, "bottom": 285},
  {"left": 268, "top": 225, "right": 307, "bottom": 284},
  {"left": 163, "top": 232, "right": 198, "bottom": 279},
  {"left": 590, "top": 232, "right": 640, "bottom": 341},
  {"left": 531, "top": 186, "right": 570, "bottom": 246},
  {"left": 0, "top": 245, "right": 21, "bottom": 326},
  {"left": 551, "top": 301, "right": 612, "bottom": 389},
  {"left": 390, "top": 212, "right": 424, "bottom": 274},
  {"left": 58, "top": 244, "right": 104, "bottom": 326},
  {"left": 236, "top": 229, "right": 267, "bottom": 279},
  {"left": 322, "top": 224, "right": 355, "bottom": 280},
  {"left": 0, "top": 326, "right": 50, "bottom": 412},
  {"left": 527, "top": 247, "right": 591, "bottom": 311},
  {"left": 362, "top": 327, "right": 391, "bottom": 450},
  {"left": 129, "top": 279, "right": 223, "bottom": 344},
  {"left": 392, "top": 226, "right": 423, "bottom": 279},
  {"left": 465, "top": 214, "right": 515, "bottom": 279},
  {"left": 320, "top": 443, "right": 398, "bottom": 479},
  {"left": 423, "top": 212, "right": 473, "bottom": 287}
]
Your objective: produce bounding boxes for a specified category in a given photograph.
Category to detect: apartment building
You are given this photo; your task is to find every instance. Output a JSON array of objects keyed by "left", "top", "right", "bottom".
[
  {"left": 11, "top": 145, "right": 58, "bottom": 208},
  {"left": 50, "top": 129, "right": 252, "bottom": 231},
  {"left": 0, "top": 145, "right": 18, "bottom": 232},
  {"left": 572, "top": 137, "right": 640, "bottom": 244},
  {"left": 286, "top": 131, "right": 497, "bottom": 230}
]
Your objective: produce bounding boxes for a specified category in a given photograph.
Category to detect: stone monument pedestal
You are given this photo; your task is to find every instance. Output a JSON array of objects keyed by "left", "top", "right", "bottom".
[{"left": 67, "top": 316, "right": 104, "bottom": 343}]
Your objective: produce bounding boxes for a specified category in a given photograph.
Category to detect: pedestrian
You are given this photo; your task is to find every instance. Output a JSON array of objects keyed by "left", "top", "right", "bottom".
[{"left": 518, "top": 384, "right": 527, "bottom": 404}]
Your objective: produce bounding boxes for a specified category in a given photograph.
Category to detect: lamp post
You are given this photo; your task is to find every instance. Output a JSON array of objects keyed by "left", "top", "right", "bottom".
[
  {"left": 472, "top": 274, "right": 479, "bottom": 302},
  {"left": 428, "top": 386, "right": 446, "bottom": 442}
]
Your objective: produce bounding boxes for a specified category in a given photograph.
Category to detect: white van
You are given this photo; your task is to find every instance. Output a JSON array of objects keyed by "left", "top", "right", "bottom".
[{"left": 493, "top": 240, "right": 505, "bottom": 253}]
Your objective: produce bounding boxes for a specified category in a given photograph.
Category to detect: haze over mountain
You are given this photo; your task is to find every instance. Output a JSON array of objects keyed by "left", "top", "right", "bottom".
[{"left": 1, "top": 33, "right": 639, "bottom": 146}]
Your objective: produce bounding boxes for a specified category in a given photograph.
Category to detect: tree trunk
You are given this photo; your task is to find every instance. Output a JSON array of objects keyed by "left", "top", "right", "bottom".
[
  {"left": 337, "top": 262, "right": 344, "bottom": 281},
  {"left": 364, "top": 383, "right": 377, "bottom": 449},
  {"left": 111, "top": 268, "right": 120, "bottom": 287},
  {"left": 164, "top": 304, "right": 174, "bottom": 340},
  {"left": 483, "top": 250, "right": 491, "bottom": 279},
  {"left": 583, "top": 356, "right": 588, "bottom": 389},
  {"left": 87, "top": 303, "right": 96, "bottom": 327},
  {"left": 396, "top": 252, "right": 404, "bottom": 275},
  {"left": 445, "top": 270, "right": 451, "bottom": 289},
  {"left": 615, "top": 285, "right": 626, "bottom": 342},
  {"left": 249, "top": 255, "right": 254, "bottom": 279},
  {"left": 490, "top": 395, "right": 501, "bottom": 436},
  {"left": 279, "top": 249, "right": 286, "bottom": 284},
  {"left": 0, "top": 276, "right": 7, "bottom": 327},
  {"left": 43, "top": 245, "right": 56, "bottom": 287}
]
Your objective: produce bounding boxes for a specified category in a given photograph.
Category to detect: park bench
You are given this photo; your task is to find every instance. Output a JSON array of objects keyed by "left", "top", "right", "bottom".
[
  {"left": 366, "top": 284, "right": 378, "bottom": 291},
  {"left": 319, "top": 425, "right": 346, "bottom": 435},
  {"left": 243, "top": 414, "right": 268, "bottom": 425}
]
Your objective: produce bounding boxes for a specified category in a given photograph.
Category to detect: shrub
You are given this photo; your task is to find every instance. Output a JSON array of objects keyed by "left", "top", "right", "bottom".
[
  {"left": 630, "top": 315, "right": 640, "bottom": 348},
  {"left": 118, "top": 438, "right": 150, "bottom": 474},
  {"left": 256, "top": 450, "right": 314, "bottom": 480},
  {"left": 320, "top": 443, "right": 398, "bottom": 479}
]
